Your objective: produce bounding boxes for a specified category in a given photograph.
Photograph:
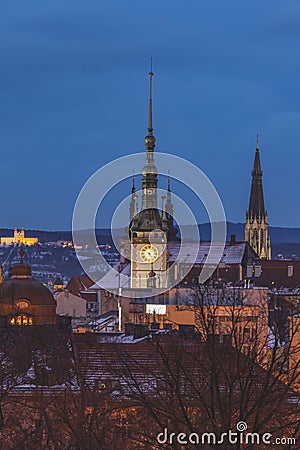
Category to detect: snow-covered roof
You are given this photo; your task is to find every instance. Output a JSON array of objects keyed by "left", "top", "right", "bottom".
[
  {"left": 168, "top": 242, "right": 247, "bottom": 265},
  {"left": 90, "top": 263, "right": 131, "bottom": 290}
]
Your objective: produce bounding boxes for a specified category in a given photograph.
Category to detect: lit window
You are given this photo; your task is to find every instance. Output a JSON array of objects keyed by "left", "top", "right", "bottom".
[{"left": 10, "top": 315, "right": 33, "bottom": 326}]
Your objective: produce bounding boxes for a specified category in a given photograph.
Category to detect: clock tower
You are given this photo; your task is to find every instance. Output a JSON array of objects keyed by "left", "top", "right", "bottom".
[{"left": 129, "top": 69, "right": 169, "bottom": 289}]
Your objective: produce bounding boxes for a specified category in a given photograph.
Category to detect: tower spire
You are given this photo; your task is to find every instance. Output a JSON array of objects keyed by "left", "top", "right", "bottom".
[
  {"left": 131, "top": 170, "right": 136, "bottom": 194},
  {"left": 144, "top": 59, "right": 156, "bottom": 156},
  {"left": 129, "top": 170, "right": 138, "bottom": 222},
  {"left": 244, "top": 136, "right": 271, "bottom": 259},
  {"left": 165, "top": 171, "right": 178, "bottom": 241},
  {"left": 148, "top": 58, "right": 153, "bottom": 134},
  {"left": 140, "top": 60, "right": 159, "bottom": 215},
  {"left": 250, "top": 135, "right": 263, "bottom": 213},
  {"left": 165, "top": 171, "right": 174, "bottom": 218},
  {"left": 130, "top": 64, "right": 167, "bottom": 234}
]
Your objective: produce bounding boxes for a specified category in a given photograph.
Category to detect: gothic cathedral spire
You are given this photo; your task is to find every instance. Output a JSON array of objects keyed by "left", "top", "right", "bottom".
[{"left": 244, "top": 135, "right": 271, "bottom": 259}]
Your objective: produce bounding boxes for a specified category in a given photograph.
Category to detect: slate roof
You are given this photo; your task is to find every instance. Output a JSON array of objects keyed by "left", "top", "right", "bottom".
[
  {"left": 168, "top": 241, "right": 248, "bottom": 265},
  {"left": 90, "top": 263, "right": 131, "bottom": 290}
]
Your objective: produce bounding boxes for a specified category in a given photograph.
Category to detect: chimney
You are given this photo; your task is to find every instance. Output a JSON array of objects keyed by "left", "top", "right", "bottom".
[
  {"left": 57, "top": 315, "right": 72, "bottom": 329},
  {"left": 124, "top": 323, "right": 135, "bottom": 336},
  {"left": 230, "top": 234, "right": 236, "bottom": 245},
  {"left": 133, "top": 323, "right": 149, "bottom": 339},
  {"left": 178, "top": 324, "right": 195, "bottom": 334}
]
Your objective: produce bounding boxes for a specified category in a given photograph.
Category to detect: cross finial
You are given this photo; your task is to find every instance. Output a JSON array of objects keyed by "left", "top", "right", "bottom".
[{"left": 256, "top": 133, "right": 259, "bottom": 150}]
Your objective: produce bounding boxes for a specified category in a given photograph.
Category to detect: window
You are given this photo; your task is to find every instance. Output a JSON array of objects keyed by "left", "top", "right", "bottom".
[
  {"left": 254, "top": 265, "right": 262, "bottom": 277},
  {"left": 260, "top": 229, "right": 264, "bottom": 241},
  {"left": 10, "top": 315, "right": 33, "bottom": 325},
  {"left": 246, "top": 265, "right": 253, "bottom": 278}
]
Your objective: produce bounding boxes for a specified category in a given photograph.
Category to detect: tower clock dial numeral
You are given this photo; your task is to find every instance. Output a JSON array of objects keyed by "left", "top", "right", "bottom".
[{"left": 140, "top": 244, "right": 158, "bottom": 263}]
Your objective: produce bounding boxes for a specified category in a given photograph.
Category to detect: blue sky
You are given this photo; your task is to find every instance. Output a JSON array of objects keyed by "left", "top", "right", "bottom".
[{"left": 0, "top": 0, "right": 300, "bottom": 229}]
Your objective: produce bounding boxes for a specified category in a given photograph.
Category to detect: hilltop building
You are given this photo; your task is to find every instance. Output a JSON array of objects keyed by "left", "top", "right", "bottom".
[
  {"left": 1, "top": 227, "right": 38, "bottom": 246},
  {"left": 244, "top": 136, "right": 271, "bottom": 259}
]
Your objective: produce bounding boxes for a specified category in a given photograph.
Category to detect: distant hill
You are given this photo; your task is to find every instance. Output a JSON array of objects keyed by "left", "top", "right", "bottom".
[
  {"left": 0, "top": 224, "right": 299, "bottom": 283},
  {"left": 225, "top": 223, "right": 300, "bottom": 244},
  {"left": 1, "top": 223, "right": 300, "bottom": 244},
  {"left": 175, "top": 223, "right": 300, "bottom": 244},
  {"left": 270, "top": 243, "right": 300, "bottom": 260}
]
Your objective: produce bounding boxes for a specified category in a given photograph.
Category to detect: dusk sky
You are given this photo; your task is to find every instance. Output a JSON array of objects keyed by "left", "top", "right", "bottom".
[{"left": 1, "top": 0, "right": 300, "bottom": 230}]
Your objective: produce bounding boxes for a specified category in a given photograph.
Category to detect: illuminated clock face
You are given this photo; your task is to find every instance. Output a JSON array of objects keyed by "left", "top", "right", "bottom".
[{"left": 140, "top": 244, "right": 158, "bottom": 263}]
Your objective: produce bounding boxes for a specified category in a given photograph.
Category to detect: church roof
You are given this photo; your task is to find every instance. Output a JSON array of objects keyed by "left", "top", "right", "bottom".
[
  {"left": 0, "top": 249, "right": 56, "bottom": 307},
  {"left": 0, "top": 278, "right": 56, "bottom": 306}
]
